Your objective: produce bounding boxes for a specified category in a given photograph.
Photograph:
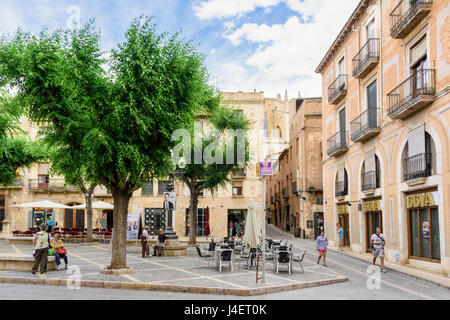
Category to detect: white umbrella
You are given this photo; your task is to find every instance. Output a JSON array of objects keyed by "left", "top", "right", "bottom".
[
  {"left": 72, "top": 201, "right": 114, "bottom": 210},
  {"left": 12, "top": 200, "right": 73, "bottom": 209},
  {"left": 243, "top": 199, "right": 262, "bottom": 248}
]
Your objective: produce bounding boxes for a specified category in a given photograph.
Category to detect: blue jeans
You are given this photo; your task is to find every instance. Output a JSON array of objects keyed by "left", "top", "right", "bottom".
[{"left": 54, "top": 253, "right": 68, "bottom": 266}]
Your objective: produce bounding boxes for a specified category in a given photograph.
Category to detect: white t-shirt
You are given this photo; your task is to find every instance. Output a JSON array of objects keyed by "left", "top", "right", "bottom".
[
  {"left": 141, "top": 230, "right": 149, "bottom": 241},
  {"left": 371, "top": 233, "right": 385, "bottom": 249}
]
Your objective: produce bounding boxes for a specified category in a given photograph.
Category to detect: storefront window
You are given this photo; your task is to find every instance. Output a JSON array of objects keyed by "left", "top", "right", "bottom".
[{"left": 408, "top": 195, "right": 440, "bottom": 262}]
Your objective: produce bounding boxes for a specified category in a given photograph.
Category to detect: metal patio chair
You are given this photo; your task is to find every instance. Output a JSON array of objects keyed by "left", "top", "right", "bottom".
[
  {"left": 273, "top": 246, "right": 292, "bottom": 274},
  {"left": 196, "top": 246, "right": 214, "bottom": 268}
]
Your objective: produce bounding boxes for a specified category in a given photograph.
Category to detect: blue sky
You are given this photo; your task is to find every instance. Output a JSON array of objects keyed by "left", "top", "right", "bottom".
[{"left": 0, "top": 0, "right": 360, "bottom": 98}]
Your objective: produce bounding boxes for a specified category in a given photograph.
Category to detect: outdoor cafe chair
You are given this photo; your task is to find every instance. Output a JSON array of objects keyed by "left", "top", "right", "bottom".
[
  {"left": 239, "top": 248, "right": 258, "bottom": 270},
  {"left": 196, "top": 246, "right": 214, "bottom": 268},
  {"left": 218, "top": 246, "right": 234, "bottom": 272},
  {"left": 292, "top": 250, "right": 307, "bottom": 274},
  {"left": 273, "top": 246, "right": 292, "bottom": 275}
]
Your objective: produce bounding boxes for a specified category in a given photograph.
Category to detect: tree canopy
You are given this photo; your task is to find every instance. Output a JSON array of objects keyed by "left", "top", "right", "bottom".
[
  {"left": 0, "top": 94, "right": 46, "bottom": 186},
  {"left": 0, "top": 17, "right": 220, "bottom": 268}
]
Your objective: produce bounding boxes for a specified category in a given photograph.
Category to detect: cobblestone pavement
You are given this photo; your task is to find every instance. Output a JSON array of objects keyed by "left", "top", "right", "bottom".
[
  {"left": 0, "top": 226, "right": 449, "bottom": 300},
  {"left": 0, "top": 236, "right": 345, "bottom": 296}
]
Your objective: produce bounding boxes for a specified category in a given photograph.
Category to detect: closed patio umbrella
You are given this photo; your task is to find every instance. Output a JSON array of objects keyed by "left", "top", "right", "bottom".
[
  {"left": 243, "top": 199, "right": 261, "bottom": 248},
  {"left": 204, "top": 206, "right": 210, "bottom": 236}
]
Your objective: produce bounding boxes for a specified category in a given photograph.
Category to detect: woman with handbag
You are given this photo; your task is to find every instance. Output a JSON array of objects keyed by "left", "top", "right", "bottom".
[{"left": 51, "top": 233, "right": 68, "bottom": 271}]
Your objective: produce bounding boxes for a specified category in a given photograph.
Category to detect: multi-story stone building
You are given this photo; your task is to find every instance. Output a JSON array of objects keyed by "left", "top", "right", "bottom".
[
  {"left": 266, "top": 96, "right": 324, "bottom": 239},
  {"left": 0, "top": 91, "right": 289, "bottom": 241},
  {"left": 316, "top": 0, "right": 449, "bottom": 276}
]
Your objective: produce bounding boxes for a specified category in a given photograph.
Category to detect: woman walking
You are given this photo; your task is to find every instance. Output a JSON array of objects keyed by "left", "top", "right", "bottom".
[{"left": 316, "top": 230, "right": 329, "bottom": 267}]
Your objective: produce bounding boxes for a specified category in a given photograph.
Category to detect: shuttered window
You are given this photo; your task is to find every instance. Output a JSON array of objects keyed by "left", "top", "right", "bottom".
[
  {"left": 367, "top": 80, "right": 377, "bottom": 109},
  {"left": 410, "top": 37, "right": 427, "bottom": 68},
  {"left": 408, "top": 125, "right": 426, "bottom": 157}
]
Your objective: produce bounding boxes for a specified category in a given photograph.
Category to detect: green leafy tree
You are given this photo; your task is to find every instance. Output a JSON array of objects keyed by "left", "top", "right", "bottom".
[
  {"left": 174, "top": 106, "right": 250, "bottom": 245},
  {"left": 0, "top": 95, "right": 46, "bottom": 186},
  {"left": 0, "top": 17, "right": 217, "bottom": 269}
]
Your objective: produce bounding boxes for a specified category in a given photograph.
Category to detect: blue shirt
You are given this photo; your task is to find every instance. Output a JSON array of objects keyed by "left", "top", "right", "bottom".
[
  {"left": 338, "top": 228, "right": 343, "bottom": 238},
  {"left": 316, "top": 236, "right": 328, "bottom": 250}
]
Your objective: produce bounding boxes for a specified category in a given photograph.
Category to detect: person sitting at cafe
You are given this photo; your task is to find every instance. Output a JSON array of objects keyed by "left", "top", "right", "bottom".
[
  {"left": 154, "top": 229, "right": 167, "bottom": 257},
  {"left": 51, "top": 233, "right": 68, "bottom": 271}
]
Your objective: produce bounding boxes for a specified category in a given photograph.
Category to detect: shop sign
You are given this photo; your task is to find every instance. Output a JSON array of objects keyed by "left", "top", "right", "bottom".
[
  {"left": 406, "top": 192, "right": 438, "bottom": 209},
  {"left": 337, "top": 205, "right": 349, "bottom": 215},
  {"left": 363, "top": 200, "right": 382, "bottom": 212}
]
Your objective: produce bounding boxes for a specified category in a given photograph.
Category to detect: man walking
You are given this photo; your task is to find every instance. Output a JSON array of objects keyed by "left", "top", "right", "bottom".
[
  {"left": 32, "top": 224, "right": 50, "bottom": 274},
  {"left": 371, "top": 227, "right": 386, "bottom": 273},
  {"left": 154, "top": 229, "right": 167, "bottom": 257}
]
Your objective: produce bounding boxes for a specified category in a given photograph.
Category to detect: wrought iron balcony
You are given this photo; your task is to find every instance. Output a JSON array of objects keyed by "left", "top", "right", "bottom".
[
  {"left": 387, "top": 69, "right": 436, "bottom": 119},
  {"left": 350, "top": 108, "right": 380, "bottom": 143},
  {"left": 28, "top": 179, "right": 80, "bottom": 192},
  {"left": 403, "top": 153, "right": 432, "bottom": 181},
  {"left": 353, "top": 38, "right": 380, "bottom": 79},
  {"left": 335, "top": 181, "right": 348, "bottom": 197},
  {"left": 361, "top": 171, "right": 379, "bottom": 191},
  {"left": 390, "top": 0, "right": 432, "bottom": 39},
  {"left": 327, "top": 131, "right": 348, "bottom": 157},
  {"left": 328, "top": 74, "right": 348, "bottom": 105},
  {"left": 0, "top": 179, "right": 24, "bottom": 189}
]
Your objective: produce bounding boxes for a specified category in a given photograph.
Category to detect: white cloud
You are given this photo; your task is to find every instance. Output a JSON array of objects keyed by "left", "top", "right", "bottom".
[
  {"left": 208, "top": 0, "right": 360, "bottom": 97},
  {"left": 194, "top": 0, "right": 282, "bottom": 20}
]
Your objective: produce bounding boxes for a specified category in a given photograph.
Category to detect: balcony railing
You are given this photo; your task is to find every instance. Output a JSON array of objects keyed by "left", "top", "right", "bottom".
[
  {"left": 403, "top": 153, "right": 432, "bottom": 181},
  {"left": 335, "top": 181, "right": 348, "bottom": 197},
  {"left": 28, "top": 179, "right": 80, "bottom": 192},
  {"left": 387, "top": 69, "right": 436, "bottom": 119},
  {"left": 328, "top": 74, "right": 348, "bottom": 104},
  {"left": 352, "top": 38, "right": 380, "bottom": 78},
  {"left": 361, "top": 171, "right": 379, "bottom": 191},
  {"left": 327, "top": 131, "right": 348, "bottom": 157},
  {"left": 350, "top": 108, "right": 380, "bottom": 142},
  {"left": 390, "top": 0, "right": 432, "bottom": 39}
]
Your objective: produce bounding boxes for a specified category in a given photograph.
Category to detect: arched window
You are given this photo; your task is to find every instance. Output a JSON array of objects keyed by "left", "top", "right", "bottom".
[
  {"left": 335, "top": 168, "right": 348, "bottom": 197},
  {"left": 402, "top": 128, "right": 435, "bottom": 181},
  {"left": 361, "top": 155, "right": 380, "bottom": 191}
]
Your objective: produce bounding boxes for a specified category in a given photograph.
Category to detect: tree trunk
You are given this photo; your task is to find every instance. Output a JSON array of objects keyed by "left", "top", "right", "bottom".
[
  {"left": 109, "top": 188, "right": 131, "bottom": 269},
  {"left": 85, "top": 192, "right": 94, "bottom": 243},
  {"left": 188, "top": 188, "right": 198, "bottom": 246}
]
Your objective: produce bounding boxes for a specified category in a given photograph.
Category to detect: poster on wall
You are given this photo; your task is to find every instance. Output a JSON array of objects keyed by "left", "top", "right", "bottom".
[
  {"left": 162, "top": 192, "right": 177, "bottom": 211},
  {"left": 126, "top": 213, "right": 140, "bottom": 240}
]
